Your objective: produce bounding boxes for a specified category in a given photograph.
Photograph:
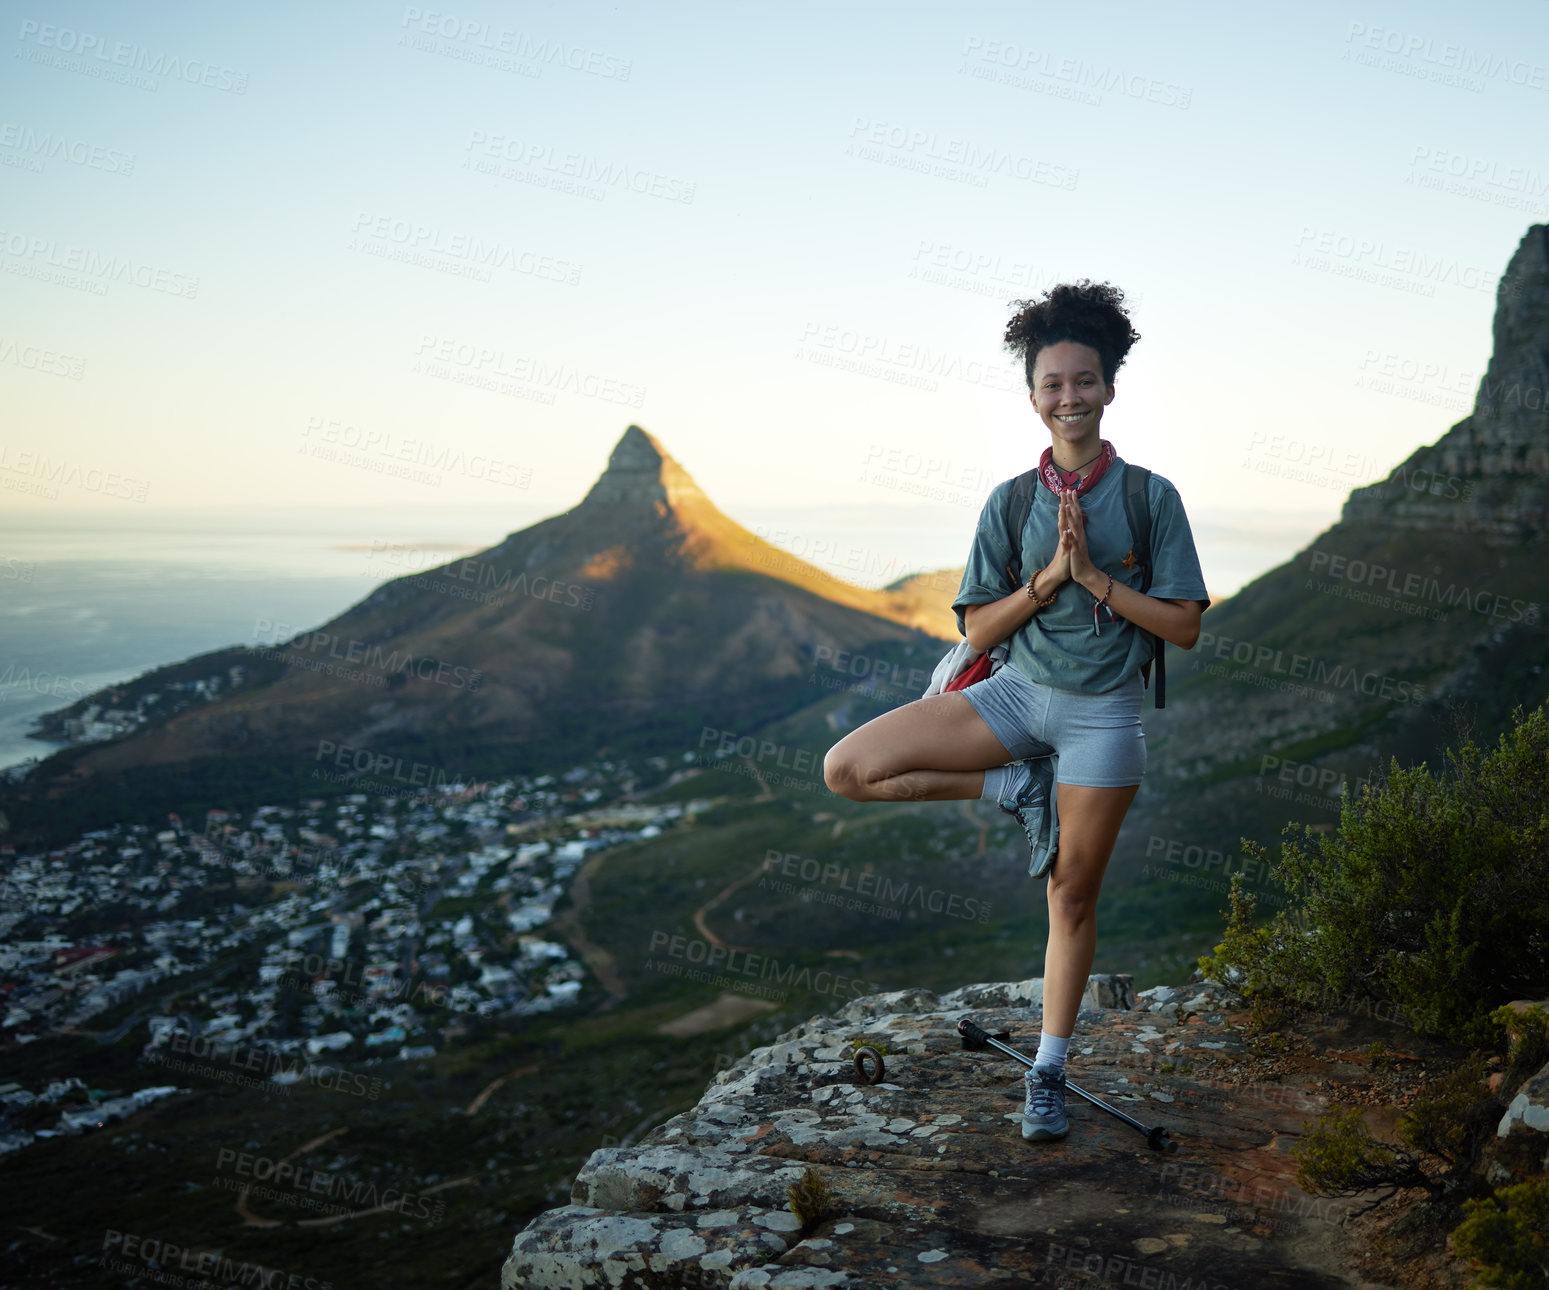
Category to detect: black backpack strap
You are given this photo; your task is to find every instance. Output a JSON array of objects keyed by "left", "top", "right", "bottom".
[
  {"left": 1002, "top": 469, "right": 1040, "bottom": 587},
  {"left": 1121, "top": 464, "right": 1164, "bottom": 708}
]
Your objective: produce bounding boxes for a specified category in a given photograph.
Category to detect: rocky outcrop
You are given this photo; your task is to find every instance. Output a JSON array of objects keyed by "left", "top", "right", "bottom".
[
  {"left": 503, "top": 976, "right": 1385, "bottom": 1288},
  {"left": 1491, "top": 998, "right": 1549, "bottom": 1181},
  {"left": 1342, "top": 223, "right": 1549, "bottom": 536}
]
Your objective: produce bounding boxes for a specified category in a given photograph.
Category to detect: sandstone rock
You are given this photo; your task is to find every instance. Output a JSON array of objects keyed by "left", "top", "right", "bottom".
[
  {"left": 1496, "top": 1057, "right": 1549, "bottom": 1137},
  {"left": 935, "top": 973, "right": 1134, "bottom": 1013}
]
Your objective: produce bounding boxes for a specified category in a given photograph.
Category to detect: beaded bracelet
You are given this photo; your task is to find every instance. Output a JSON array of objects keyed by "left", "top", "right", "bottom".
[
  {"left": 1092, "top": 571, "right": 1115, "bottom": 635},
  {"left": 1025, "top": 568, "right": 1058, "bottom": 608}
]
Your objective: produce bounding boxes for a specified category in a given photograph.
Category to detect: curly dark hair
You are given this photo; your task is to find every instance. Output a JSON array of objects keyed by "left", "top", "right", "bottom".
[{"left": 1003, "top": 279, "right": 1141, "bottom": 390}]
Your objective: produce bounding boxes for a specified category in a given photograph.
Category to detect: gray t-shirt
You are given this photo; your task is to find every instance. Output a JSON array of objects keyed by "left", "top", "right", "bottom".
[{"left": 951, "top": 458, "right": 1211, "bottom": 694}]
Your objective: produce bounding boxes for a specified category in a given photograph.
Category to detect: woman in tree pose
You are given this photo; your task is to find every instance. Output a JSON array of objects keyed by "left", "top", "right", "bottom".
[{"left": 823, "top": 280, "right": 1210, "bottom": 1141}]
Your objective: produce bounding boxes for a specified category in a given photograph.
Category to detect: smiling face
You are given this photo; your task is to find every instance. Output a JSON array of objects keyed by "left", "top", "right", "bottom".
[{"left": 1029, "top": 340, "right": 1114, "bottom": 456}]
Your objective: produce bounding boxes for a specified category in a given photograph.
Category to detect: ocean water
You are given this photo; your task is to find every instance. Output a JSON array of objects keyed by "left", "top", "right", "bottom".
[
  {"left": 0, "top": 501, "right": 1324, "bottom": 771},
  {"left": 0, "top": 504, "right": 544, "bottom": 771}
]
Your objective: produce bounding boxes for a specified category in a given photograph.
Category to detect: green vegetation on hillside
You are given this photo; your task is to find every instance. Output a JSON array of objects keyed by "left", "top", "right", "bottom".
[
  {"left": 1199, "top": 700, "right": 1549, "bottom": 1046},
  {"left": 1198, "top": 701, "right": 1549, "bottom": 1277}
]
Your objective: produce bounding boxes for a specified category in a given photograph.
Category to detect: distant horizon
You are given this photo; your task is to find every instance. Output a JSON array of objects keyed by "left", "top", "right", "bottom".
[{"left": 1, "top": 490, "right": 1336, "bottom": 604}]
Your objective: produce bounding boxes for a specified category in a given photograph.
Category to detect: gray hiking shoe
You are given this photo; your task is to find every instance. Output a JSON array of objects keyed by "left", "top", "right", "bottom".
[
  {"left": 1022, "top": 1064, "right": 1069, "bottom": 1141},
  {"left": 998, "top": 754, "right": 1060, "bottom": 878}
]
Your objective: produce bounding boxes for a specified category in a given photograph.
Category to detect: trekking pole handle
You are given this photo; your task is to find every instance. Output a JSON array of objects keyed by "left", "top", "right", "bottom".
[{"left": 957, "top": 1018, "right": 992, "bottom": 1047}]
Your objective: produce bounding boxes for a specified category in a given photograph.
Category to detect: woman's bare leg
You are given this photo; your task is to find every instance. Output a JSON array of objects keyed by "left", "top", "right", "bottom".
[
  {"left": 822, "top": 692, "right": 1016, "bottom": 802},
  {"left": 1040, "top": 781, "right": 1140, "bottom": 1038}
]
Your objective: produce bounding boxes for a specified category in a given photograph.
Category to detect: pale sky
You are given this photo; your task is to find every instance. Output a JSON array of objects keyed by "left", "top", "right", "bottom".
[{"left": 4, "top": 0, "right": 1546, "bottom": 597}]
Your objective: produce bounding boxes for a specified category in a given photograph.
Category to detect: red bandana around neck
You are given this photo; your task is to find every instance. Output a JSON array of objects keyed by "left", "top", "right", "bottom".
[{"left": 1039, "top": 439, "right": 1116, "bottom": 497}]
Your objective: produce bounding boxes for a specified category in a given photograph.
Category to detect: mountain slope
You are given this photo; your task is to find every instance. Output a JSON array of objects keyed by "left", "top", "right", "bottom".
[
  {"left": 1123, "top": 222, "right": 1549, "bottom": 886},
  {"left": 6, "top": 428, "right": 953, "bottom": 836}
]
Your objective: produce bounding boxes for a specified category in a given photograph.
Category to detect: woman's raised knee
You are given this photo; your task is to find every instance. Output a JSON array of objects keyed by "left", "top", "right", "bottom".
[{"left": 822, "top": 747, "right": 862, "bottom": 798}]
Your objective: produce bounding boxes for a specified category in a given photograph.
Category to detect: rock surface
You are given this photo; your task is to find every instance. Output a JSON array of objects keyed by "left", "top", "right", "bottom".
[
  {"left": 1497, "top": 1058, "right": 1549, "bottom": 1136},
  {"left": 503, "top": 977, "right": 1389, "bottom": 1288}
]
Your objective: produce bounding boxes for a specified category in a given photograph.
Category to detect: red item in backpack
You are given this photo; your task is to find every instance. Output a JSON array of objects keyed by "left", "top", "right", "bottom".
[{"left": 943, "top": 651, "right": 995, "bottom": 693}]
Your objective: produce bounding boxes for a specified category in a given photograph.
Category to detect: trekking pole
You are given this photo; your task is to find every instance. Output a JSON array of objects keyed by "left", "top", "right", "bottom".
[{"left": 958, "top": 1017, "right": 1177, "bottom": 1154}]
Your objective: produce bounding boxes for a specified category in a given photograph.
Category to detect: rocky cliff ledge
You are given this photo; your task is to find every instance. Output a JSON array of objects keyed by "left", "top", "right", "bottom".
[{"left": 502, "top": 976, "right": 1393, "bottom": 1289}]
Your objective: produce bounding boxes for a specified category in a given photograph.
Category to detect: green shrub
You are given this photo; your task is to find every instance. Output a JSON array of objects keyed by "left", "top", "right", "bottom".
[
  {"left": 1488, "top": 1003, "right": 1549, "bottom": 1079},
  {"left": 845, "top": 1036, "right": 891, "bottom": 1059},
  {"left": 1199, "top": 702, "right": 1549, "bottom": 1047},
  {"left": 1292, "top": 1056, "right": 1500, "bottom": 1208},
  {"left": 1395, "top": 1053, "right": 1493, "bottom": 1169},
  {"left": 787, "top": 1166, "right": 833, "bottom": 1232},
  {"left": 1293, "top": 1104, "right": 1428, "bottom": 1200},
  {"left": 1451, "top": 1179, "right": 1549, "bottom": 1288}
]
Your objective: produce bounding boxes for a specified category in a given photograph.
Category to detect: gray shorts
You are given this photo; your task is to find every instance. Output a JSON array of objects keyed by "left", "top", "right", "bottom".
[{"left": 960, "top": 662, "right": 1146, "bottom": 787}]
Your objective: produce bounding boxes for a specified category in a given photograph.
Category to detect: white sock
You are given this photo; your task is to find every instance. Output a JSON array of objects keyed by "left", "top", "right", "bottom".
[
  {"left": 981, "top": 761, "right": 1032, "bottom": 804},
  {"left": 1034, "top": 1030, "right": 1071, "bottom": 1072}
]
